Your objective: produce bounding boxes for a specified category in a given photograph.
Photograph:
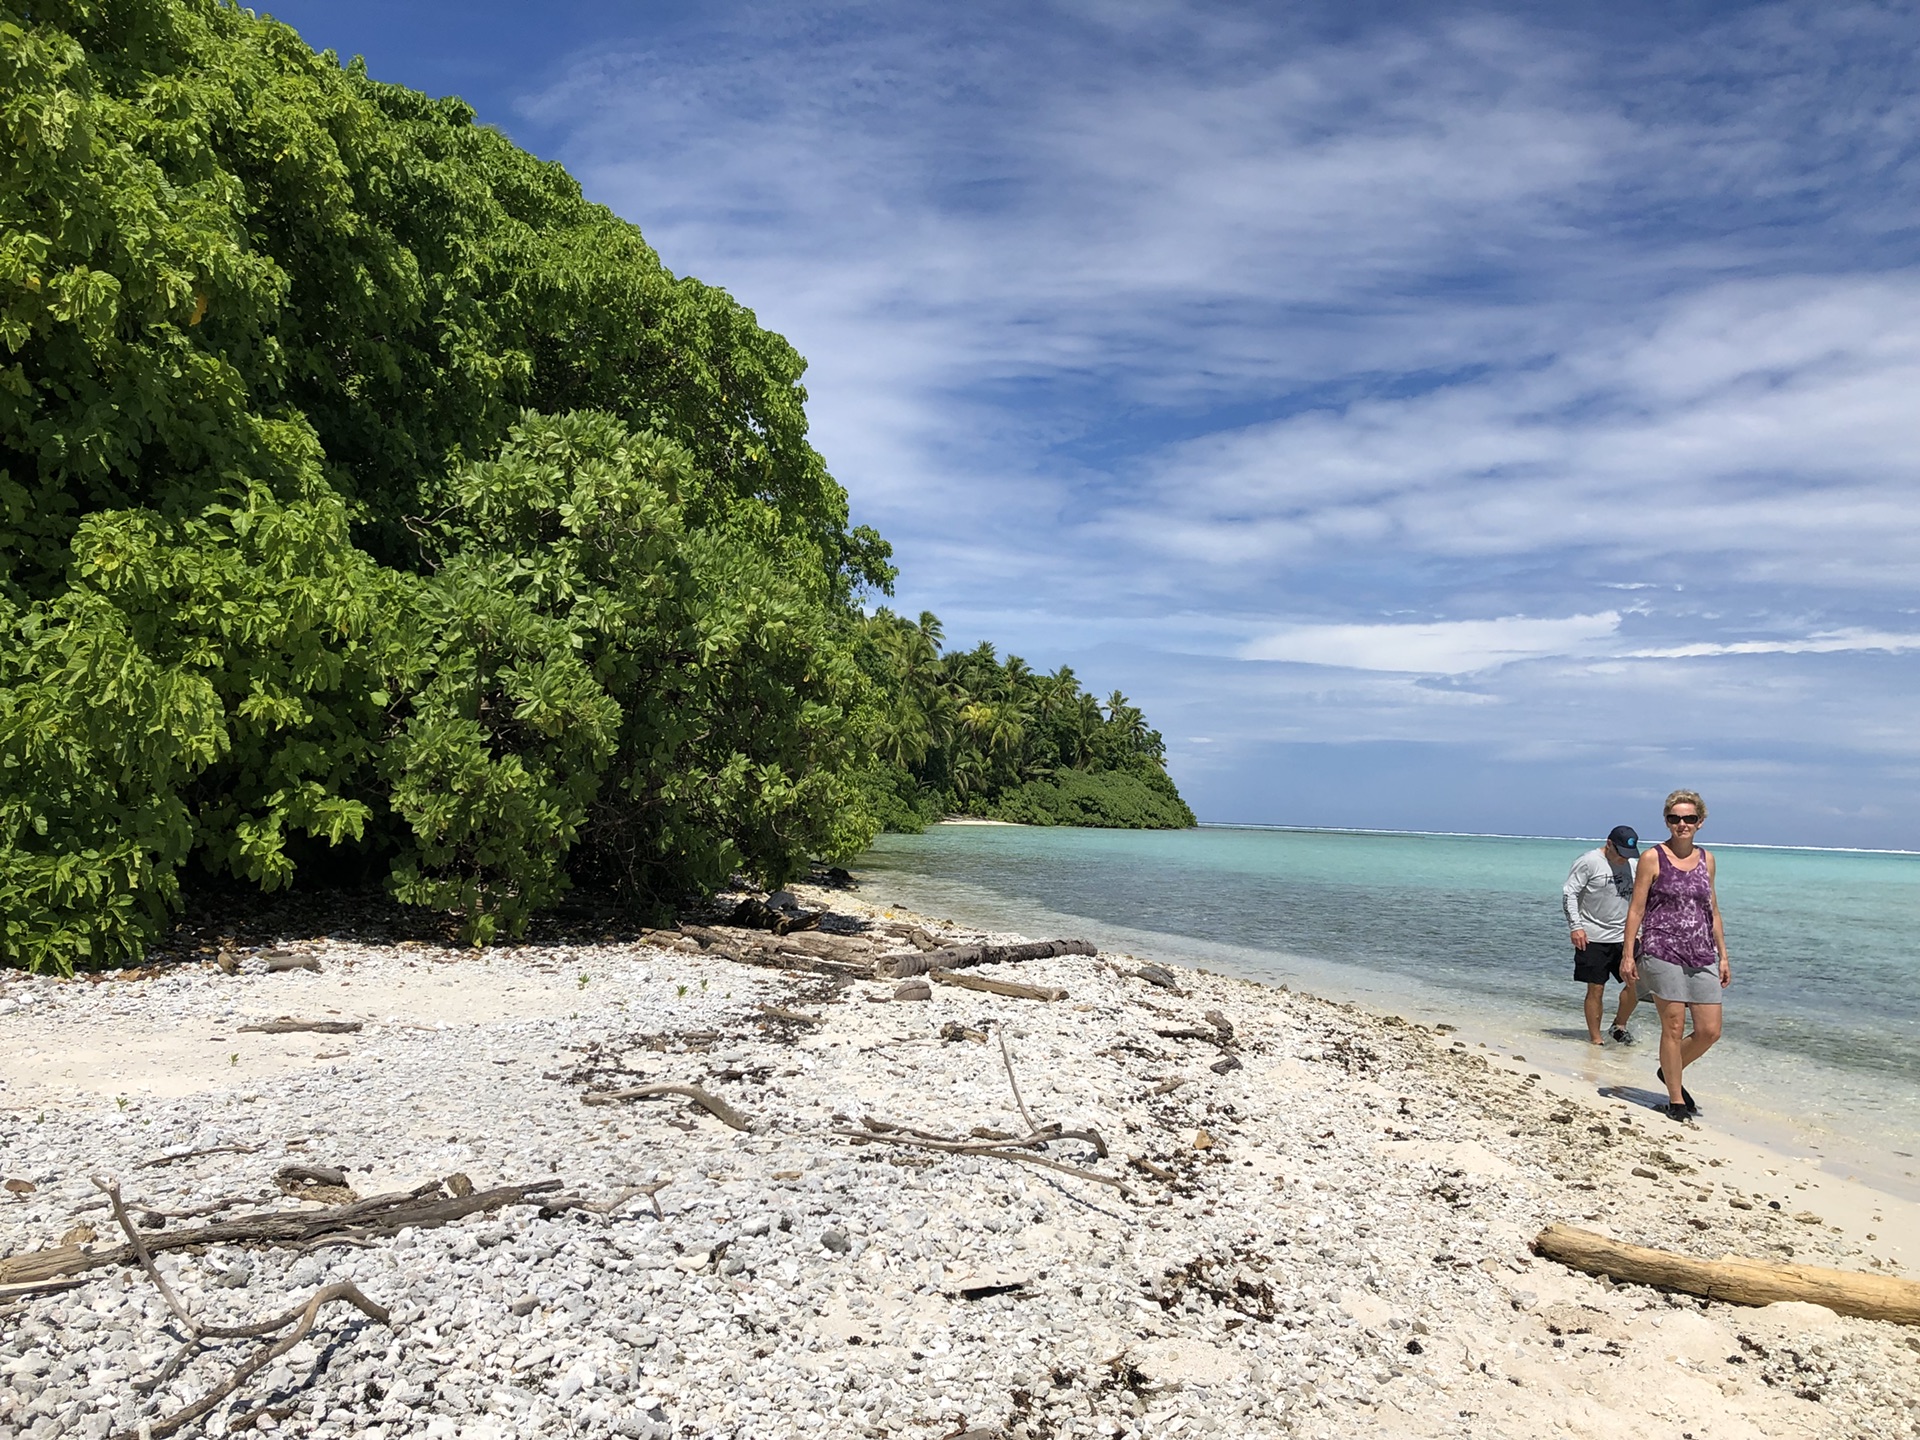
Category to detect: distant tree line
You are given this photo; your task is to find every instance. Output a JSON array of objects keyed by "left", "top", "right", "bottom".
[
  {"left": 0, "top": 0, "right": 1191, "bottom": 973},
  {"left": 855, "top": 611, "right": 1194, "bottom": 831}
]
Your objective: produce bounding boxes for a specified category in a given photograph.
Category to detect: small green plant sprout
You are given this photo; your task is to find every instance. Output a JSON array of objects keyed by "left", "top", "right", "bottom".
[
  {"left": 578, "top": 973, "right": 590, "bottom": 990},
  {"left": 677, "top": 983, "right": 688, "bottom": 998},
  {"left": 700, "top": 978, "right": 708, "bottom": 992},
  {"left": 116, "top": 1095, "right": 128, "bottom": 1111},
  {"left": 230, "top": 1053, "right": 239, "bottom": 1066}
]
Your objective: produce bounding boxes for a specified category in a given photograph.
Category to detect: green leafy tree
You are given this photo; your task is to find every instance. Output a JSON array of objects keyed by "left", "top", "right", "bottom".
[{"left": 0, "top": 0, "right": 1186, "bottom": 973}]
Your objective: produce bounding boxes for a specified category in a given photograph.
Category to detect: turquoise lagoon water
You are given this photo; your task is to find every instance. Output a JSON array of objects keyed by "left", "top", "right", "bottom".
[{"left": 855, "top": 824, "right": 1920, "bottom": 1195}]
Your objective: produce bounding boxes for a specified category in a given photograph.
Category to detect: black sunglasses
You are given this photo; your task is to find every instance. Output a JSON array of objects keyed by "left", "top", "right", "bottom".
[{"left": 1665, "top": 813, "right": 1702, "bottom": 826}]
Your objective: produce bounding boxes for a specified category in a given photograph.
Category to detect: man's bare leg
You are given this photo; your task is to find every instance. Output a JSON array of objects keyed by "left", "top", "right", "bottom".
[
  {"left": 1612, "top": 983, "right": 1639, "bottom": 1034},
  {"left": 1585, "top": 983, "right": 1606, "bottom": 1044}
]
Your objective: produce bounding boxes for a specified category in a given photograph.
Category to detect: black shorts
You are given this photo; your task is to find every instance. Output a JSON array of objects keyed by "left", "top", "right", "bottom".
[{"left": 1573, "top": 940, "right": 1625, "bottom": 985}]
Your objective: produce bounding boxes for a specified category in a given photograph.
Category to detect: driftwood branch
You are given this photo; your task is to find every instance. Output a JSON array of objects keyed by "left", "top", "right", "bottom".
[
  {"left": 860, "top": 1115, "right": 1108, "bottom": 1157},
  {"left": 1128, "top": 1155, "right": 1177, "bottom": 1182},
  {"left": 3, "top": 1179, "right": 563, "bottom": 1285},
  {"left": 678, "top": 925, "right": 872, "bottom": 979},
  {"left": 140, "top": 1143, "right": 262, "bottom": 1170},
  {"left": 931, "top": 970, "right": 1066, "bottom": 1002},
  {"left": 579, "top": 1083, "right": 751, "bottom": 1131},
  {"left": 537, "top": 1181, "right": 671, "bottom": 1219},
  {"left": 998, "top": 1029, "right": 1039, "bottom": 1134},
  {"left": 837, "top": 1127, "right": 1130, "bottom": 1193},
  {"left": 115, "top": 1282, "right": 388, "bottom": 1440},
  {"left": 893, "top": 938, "right": 1094, "bottom": 978},
  {"left": 0, "top": 1277, "right": 86, "bottom": 1301},
  {"left": 755, "top": 1004, "right": 821, "bottom": 1027},
  {"left": 237, "top": 1019, "right": 363, "bottom": 1035},
  {"left": 94, "top": 1177, "right": 197, "bottom": 1335},
  {"left": 1533, "top": 1224, "right": 1920, "bottom": 1326}
]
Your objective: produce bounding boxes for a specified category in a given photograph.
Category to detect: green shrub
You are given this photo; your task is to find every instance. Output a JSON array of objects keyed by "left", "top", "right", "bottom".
[{"left": 389, "top": 412, "right": 876, "bottom": 941}]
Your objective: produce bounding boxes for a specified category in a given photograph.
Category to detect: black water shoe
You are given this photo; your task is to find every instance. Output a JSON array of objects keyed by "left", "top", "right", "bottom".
[
  {"left": 1657, "top": 1066, "right": 1699, "bottom": 1114},
  {"left": 1611, "top": 1027, "right": 1634, "bottom": 1045},
  {"left": 1660, "top": 1101, "right": 1692, "bottom": 1123}
]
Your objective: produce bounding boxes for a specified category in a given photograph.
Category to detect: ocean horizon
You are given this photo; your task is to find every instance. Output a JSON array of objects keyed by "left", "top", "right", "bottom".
[{"left": 1195, "top": 820, "right": 1920, "bottom": 857}]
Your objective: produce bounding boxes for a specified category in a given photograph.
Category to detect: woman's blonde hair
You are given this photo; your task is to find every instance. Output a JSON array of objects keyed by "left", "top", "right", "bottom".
[{"left": 1664, "top": 788, "right": 1707, "bottom": 819}]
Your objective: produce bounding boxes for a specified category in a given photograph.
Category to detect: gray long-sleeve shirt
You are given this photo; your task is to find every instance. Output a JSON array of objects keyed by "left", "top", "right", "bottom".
[{"left": 1562, "top": 848, "right": 1636, "bottom": 942}]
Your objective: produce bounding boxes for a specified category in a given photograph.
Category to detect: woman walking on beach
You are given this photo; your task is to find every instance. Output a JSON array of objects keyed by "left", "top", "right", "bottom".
[{"left": 1621, "top": 790, "right": 1729, "bottom": 1122}]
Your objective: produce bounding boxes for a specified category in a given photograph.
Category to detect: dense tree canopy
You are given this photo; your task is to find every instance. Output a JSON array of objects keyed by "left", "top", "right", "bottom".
[
  {"left": 855, "top": 610, "right": 1194, "bottom": 831},
  {"left": 0, "top": 0, "right": 1189, "bottom": 973}
]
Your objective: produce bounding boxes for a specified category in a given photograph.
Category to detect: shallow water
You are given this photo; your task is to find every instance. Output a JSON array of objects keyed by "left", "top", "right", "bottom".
[{"left": 856, "top": 823, "right": 1920, "bottom": 1194}]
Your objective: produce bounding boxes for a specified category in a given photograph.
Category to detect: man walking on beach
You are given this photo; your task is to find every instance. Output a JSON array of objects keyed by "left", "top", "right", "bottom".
[{"left": 1564, "top": 826, "right": 1641, "bottom": 1045}]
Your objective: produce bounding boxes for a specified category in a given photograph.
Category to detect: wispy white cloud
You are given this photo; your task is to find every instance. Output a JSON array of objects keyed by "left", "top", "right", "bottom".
[
  {"left": 1625, "top": 629, "right": 1920, "bottom": 659},
  {"left": 1241, "top": 613, "right": 1622, "bottom": 673},
  {"left": 512, "top": 0, "right": 1920, "bottom": 841}
]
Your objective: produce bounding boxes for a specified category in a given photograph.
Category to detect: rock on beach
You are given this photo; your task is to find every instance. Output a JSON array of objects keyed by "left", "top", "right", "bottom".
[{"left": 1, "top": 887, "right": 1916, "bottom": 1440}]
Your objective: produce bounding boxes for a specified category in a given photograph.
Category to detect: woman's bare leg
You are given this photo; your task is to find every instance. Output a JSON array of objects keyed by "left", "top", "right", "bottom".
[
  {"left": 1656, "top": 998, "right": 1689, "bottom": 1104},
  {"left": 1680, "top": 1004, "right": 1722, "bottom": 1067}
]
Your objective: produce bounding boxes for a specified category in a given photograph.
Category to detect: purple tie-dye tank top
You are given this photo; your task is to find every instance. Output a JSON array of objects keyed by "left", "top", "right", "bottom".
[{"left": 1638, "top": 846, "right": 1717, "bottom": 970}]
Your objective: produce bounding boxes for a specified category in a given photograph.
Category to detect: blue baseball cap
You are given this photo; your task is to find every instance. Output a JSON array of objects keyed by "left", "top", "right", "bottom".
[{"left": 1607, "top": 825, "right": 1639, "bottom": 854}]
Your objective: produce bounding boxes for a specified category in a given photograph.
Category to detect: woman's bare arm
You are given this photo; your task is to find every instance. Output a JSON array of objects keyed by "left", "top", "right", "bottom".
[
  {"left": 1620, "top": 846, "right": 1660, "bottom": 979},
  {"left": 1705, "top": 850, "right": 1730, "bottom": 985}
]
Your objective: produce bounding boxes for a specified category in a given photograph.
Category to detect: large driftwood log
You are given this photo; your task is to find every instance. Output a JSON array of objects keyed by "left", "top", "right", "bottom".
[
  {"left": 929, "top": 969, "right": 1066, "bottom": 1002},
  {"left": 677, "top": 925, "right": 872, "bottom": 978},
  {"left": 237, "top": 1019, "right": 363, "bottom": 1035},
  {"left": 0, "top": 1179, "right": 563, "bottom": 1286},
  {"left": 1533, "top": 1224, "right": 1920, "bottom": 1326},
  {"left": 893, "top": 938, "right": 1094, "bottom": 977}
]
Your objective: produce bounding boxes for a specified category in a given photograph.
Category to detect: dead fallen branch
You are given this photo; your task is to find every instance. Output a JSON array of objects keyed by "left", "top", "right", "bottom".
[
  {"left": 262, "top": 952, "right": 320, "bottom": 974},
  {"left": 579, "top": 1082, "right": 751, "bottom": 1131},
  {"left": 893, "top": 938, "right": 1094, "bottom": 977},
  {"left": 96, "top": 1177, "right": 196, "bottom": 1333},
  {"left": 1128, "top": 1155, "right": 1177, "bottom": 1182},
  {"left": 115, "top": 1282, "right": 389, "bottom": 1440},
  {"left": 537, "top": 1181, "right": 671, "bottom": 1220},
  {"left": 0, "top": 1277, "right": 86, "bottom": 1301},
  {"left": 677, "top": 926, "right": 871, "bottom": 978},
  {"left": 277, "top": 1163, "right": 349, "bottom": 1189},
  {"left": 1, "top": 1179, "right": 563, "bottom": 1285},
  {"left": 837, "top": 1126, "right": 1130, "bottom": 1193},
  {"left": 1533, "top": 1224, "right": 1920, "bottom": 1326},
  {"left": 236, "top": 1019, "right": 363, "bottom": 1035},
  {"left": 831, "top": 1029, "right": 1123, "bottom": 1192},
  {"left": 998, "top": 1028, "right": 1039, "bottom": 1134},
  {"left": 140, "top": 1143, "right": 261, "bottom": 1169},
  {"left": 755, "top": 1004, "right": 822, "bottom": 1027},
  {"left": 862, "top": 1114, "right": 1110, "bottom": 1159},
  {"left": 930, "top": 970, "right": 1066, "bottom": 1002}
]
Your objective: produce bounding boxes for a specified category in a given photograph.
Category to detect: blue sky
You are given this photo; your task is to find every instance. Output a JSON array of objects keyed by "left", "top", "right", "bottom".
[{"left": 268, "top": 0, "right": 1920, "bottom": 847}]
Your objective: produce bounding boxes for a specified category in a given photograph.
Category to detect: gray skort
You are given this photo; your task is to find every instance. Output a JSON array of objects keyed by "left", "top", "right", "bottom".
[{"left": 1637, "top": 954, "right": 1724, "bottom": 1004}]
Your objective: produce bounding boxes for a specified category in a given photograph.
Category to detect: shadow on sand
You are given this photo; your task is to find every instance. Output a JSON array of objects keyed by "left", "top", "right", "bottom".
[{"left": 1599, "top": 1083, "right": 1683, "bottom": 1113}]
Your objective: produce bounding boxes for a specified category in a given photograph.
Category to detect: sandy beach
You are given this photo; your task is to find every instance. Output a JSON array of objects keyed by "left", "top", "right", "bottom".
[{"left": 2, "top": 882, "right": 1916, "bottom": 1440}]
